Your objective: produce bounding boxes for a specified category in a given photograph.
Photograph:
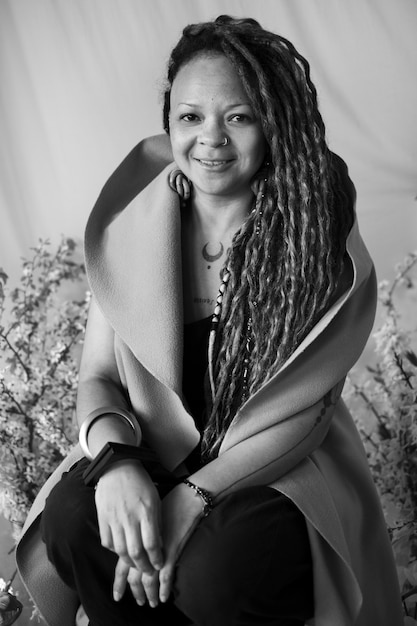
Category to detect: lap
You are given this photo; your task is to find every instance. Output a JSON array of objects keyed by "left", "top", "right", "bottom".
[
  {"left": 41, "top": 458, "right": 313, "bottom": 625},
  {"left": 42, "top": 457, "right": 307, "bottom": 559}
]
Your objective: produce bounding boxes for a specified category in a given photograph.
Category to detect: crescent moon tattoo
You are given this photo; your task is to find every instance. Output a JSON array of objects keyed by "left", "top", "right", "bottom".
[{"left": 202, "top": 242, "right": 224, "bottom": 263}]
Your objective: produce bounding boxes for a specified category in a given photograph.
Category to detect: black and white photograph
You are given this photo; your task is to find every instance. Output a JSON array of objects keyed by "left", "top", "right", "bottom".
[{"left": 0, "top": 2, "right": 416, "bottom": 625}]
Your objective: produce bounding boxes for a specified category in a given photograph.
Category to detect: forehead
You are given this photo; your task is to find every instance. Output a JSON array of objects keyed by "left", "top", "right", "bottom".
[{"left": 170, "top": 53, "right": 249, "bottom": 104}]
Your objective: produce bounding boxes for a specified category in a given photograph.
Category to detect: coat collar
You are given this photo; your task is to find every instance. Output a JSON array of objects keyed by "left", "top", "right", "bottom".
[{"left": 85, "top": 163, "right": 185, "bottom": 393}]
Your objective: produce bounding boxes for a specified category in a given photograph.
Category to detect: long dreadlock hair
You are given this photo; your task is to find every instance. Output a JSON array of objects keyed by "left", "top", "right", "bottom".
[{"left": 162, "top": 15, "right": 353, "bottom": 460}]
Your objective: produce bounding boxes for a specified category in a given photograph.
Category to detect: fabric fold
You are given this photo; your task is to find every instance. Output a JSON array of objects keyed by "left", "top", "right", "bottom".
[{"left": 16, "top": 147, "right": 404, "bottom": 626}]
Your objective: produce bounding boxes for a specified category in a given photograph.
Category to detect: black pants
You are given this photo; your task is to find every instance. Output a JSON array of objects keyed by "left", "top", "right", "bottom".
[{"left": 40, "top": 459, "right": 314, "bottom": 626}]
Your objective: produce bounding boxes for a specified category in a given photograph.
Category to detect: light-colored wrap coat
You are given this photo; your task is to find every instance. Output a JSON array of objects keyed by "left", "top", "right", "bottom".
[{"left": 15, "top": 145, "right": 403, "bottom": 626}]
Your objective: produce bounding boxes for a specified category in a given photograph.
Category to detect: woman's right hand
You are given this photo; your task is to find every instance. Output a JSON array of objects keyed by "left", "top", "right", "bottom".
[{"left": 94, "top": 460, "right": 163, "bottom": 574}]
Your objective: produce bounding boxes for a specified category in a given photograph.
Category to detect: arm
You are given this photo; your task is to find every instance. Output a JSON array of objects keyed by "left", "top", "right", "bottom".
[
  {"left": 76, "top": 297, "right": 136, "bottom": 454},
  {"left": 79, "top": 301, "right": 202, "bottom": 607},
  {"left": 78, "top": 299, "right": 165, "bottom": 580},
  {"left": 189, "top": 381, "right": 343, "bottom": 501},
  {"left": 78, "top": 135, "right": 177, "bottom": 606}
]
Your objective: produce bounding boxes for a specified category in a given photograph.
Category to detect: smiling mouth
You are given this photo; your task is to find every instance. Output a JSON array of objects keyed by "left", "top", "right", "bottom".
[{"left": 195, "top": 158, "right": 233, "bottom": 167}]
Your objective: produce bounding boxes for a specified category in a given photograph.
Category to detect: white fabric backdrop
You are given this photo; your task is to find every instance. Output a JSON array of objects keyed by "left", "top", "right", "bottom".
[{"left": 1, "top": 0, "right": 416, "bottom": 288}]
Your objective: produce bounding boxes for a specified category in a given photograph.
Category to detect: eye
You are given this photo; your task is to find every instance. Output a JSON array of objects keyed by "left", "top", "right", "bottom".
[
  {"left": 229, "top": 113, "right": 252, "bottom": 123},
  {"left": 180, "top": 113, "right": 200, "bottom": 123}
]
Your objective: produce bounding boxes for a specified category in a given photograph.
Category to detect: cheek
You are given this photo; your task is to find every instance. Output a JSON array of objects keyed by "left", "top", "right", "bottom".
[
  {"left": 248, "top": 138, "right": 267, "bottom": 174},
  {"left": 255, "top": 135, "right": 268, "bottom": 164},
  {"left": 243, "top": 127, "right": 267, "bottom": 169},
  {"left": 169, "top": 129, "right": 190, "bottom": 165}
]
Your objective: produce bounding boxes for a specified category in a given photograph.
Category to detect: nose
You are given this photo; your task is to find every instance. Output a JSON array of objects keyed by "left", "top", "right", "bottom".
[{"left": 198, "top": 118, "right": 227, "bottom": 148}]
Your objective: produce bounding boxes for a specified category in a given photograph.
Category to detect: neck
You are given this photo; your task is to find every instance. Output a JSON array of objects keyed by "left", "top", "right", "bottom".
[{"left": 189, "top": 188, "right": 254, "bottom": 237}]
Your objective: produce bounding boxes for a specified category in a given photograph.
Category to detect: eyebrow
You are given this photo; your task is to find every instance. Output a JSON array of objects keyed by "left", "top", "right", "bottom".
[{"left": 177, "top": 102, "right": 252, "bottom": 108}]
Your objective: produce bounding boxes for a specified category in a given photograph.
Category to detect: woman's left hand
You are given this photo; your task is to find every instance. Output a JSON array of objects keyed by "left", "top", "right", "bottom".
[
  {"left": 113, "top": 558, "right": 160, "bottom": 607},
  {"left": 112, "top": 482, "right": 204, "bottom": 607},
  {"left": 158, "top": 482, "right": 203, "bottom": 603}
]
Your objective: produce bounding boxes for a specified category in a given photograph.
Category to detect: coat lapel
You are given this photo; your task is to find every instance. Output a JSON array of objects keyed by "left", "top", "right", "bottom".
[
  {"left": 220, "top": 215, "right": 376, "bottom": 453},
  {"left": 85, "top": 163, "right": 184, "bottom": 393}
]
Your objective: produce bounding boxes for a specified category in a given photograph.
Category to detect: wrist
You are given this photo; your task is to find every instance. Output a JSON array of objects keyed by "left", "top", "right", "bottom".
[
  {"left": 182, "top": 479, "right": 214, "bottom": 517},
  {"left": 95, "top": 457, "right": 142, "bottom": 484},
  {"left": 82, "top": 442, "right": 145, "bottom": 487}
]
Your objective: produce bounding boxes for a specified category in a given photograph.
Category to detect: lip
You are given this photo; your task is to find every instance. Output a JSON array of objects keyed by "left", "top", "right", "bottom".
[{"left": 193, "top": 157, "right": 234, "bottom": 169}]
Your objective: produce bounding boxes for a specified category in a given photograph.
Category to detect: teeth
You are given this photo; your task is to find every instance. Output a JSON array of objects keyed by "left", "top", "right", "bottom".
[{"left": 199, "top": 160, "right": 227, "bottom": 166}]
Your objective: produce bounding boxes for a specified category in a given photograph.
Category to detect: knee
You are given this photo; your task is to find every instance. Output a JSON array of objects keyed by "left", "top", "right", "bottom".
[
  {"left": 175, "top": 555, "right": 236, "bottom": 623},
  {"left": 173, "top": 517, "right": 244, "bottom": 622},
  {"left": 173, "top": 486, "right": 312, "bottom": 624},
  {"left": 41, "top": 470, "right": 97, "bottom": 553}
]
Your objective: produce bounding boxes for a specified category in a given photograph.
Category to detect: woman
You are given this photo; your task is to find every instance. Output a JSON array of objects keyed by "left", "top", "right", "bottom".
[{"left": 16, "top": 15, "right": 403, "bottom": 626}]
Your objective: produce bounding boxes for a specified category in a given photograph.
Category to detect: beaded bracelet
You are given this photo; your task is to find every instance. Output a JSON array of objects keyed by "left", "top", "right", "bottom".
[
  {"left": 182, "top": 479, "right": 214, "bottom": 517},
  {"left": 79, "top": 406, "right": 141, "bottom": 460}
]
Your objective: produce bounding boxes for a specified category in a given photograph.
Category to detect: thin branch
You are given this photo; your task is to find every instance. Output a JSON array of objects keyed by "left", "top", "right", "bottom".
[
  {"left": 0, "top": 382, "right": 35, "bottom": 449},
  {"left": 394, "top": 351, "right": 414, "bottom": 390},
  {"left": 0, "top": 334, "right": 31, "bottom": 380},
  {"left": 387, "top": 254, "right": 417, "bottom": 301},
  {"left": 4, "top": 569, "right": 17, "bottom": 590},
  {"left": 348, "top": 377, "right": 383, "bottom": 422}
]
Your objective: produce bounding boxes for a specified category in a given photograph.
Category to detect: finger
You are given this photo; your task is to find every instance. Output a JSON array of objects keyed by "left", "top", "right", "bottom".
[
  {"left": 113, "top": 558, "right": 129, "bottom": 602},
  {"left": 97, "top": 519, "right": 114, "bottom": 553},
  {"left": 110, "top": 527, "right": 136, "bottom": 568},
  {"left": 127, "top": 569, "right": 147, "bottom": 606},
  {"left": 141, "top": 570, "right": 160, "bottom": 608},
  {"left": 159, "top": 562, "right": 174, "bottom": 604},
  {"left": 124, "top": 526, "right": 155, "bottom": 575},
  {"left": 95, "top": 488, "right": 114, "bottom": 548},
  {"left": 140, "top": 511, "right": 164, "bottom": 571}
]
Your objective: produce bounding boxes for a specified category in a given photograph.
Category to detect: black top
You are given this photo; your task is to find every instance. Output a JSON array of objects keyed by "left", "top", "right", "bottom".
[
  {"left": 183, "top": 316, "right": 212, "bottom": 471},
  {"left": 182, "top": 316, "right": 212, "bottom": 433}
]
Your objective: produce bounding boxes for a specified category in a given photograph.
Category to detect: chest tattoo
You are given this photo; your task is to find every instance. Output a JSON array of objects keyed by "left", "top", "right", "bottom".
[
  {"left": 193, "top": 297, "right": 215, "bottom": 306},
  {"left": 202, "top": 241, "right": 224, "bottom": 266}
]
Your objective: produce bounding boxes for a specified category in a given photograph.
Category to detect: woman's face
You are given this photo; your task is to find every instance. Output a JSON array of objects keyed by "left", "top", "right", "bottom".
[{"left": 169, "top": 53, "right": 267, "bottom": 201}]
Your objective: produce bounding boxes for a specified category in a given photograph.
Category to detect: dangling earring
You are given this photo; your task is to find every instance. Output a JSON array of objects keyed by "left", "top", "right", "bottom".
[{"left": 168, "top": 169, "right": 192, "bottom": 205}]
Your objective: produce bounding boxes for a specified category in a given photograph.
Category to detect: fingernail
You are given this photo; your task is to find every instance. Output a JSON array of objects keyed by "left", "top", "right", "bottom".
[
  {"left": 150, "top": 601, "right": 158, "bottom": 608},
  {"left": 113, "top": 591, "right": 121, "bottom": 602}
]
